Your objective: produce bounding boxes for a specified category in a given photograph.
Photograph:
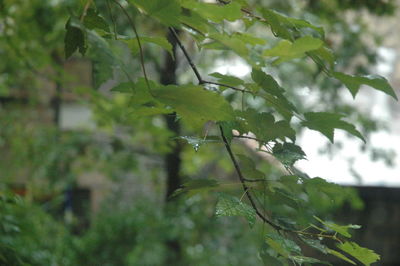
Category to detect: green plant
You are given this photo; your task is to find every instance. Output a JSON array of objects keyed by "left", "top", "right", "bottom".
[{"left": 60, "top": 0, "right": 397, "bottom": 264}]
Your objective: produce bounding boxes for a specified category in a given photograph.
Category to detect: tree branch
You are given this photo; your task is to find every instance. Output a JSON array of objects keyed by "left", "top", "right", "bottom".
[
  {"left": 169, "top": 27, "right": 204, "bottom": 84},
  {"left": 113, "top": 0, "right": 152, "bottom": 93},
  {"left": 169, "top": 25, "right": 282, "bottom": 230},
  {"left": 219, "top": 126, "right": 282, "bottom": 230}
]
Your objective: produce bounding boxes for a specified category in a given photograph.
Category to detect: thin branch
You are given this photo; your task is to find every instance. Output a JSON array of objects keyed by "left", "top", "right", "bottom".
[
  {"left": 106, "top": 0, "right": 118, "bottom": 40},
  {"left": 170, "top": 26, "right": 282, "bottom": 230},
  {"left": 113, "top": 0, "right": 152, "bottom": 94},
  {"left": 169, "top": 27, "right": 204, "bottom": 84},
  {"left": 80, "top": 0, "right": 93, "bottom": 21},
  {"left": 219, "top": 126, "right": 283, "bottom": 230}
]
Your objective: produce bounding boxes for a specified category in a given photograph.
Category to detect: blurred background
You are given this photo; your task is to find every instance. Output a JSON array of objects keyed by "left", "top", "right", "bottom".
[{"left": 0, "top": 0, "right": 399, "bottom": 265}]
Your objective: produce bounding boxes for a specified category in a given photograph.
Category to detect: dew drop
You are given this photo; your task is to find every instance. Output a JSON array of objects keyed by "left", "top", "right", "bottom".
[{"left": 194, "top": 143, "right": 200, "bottom": 152}]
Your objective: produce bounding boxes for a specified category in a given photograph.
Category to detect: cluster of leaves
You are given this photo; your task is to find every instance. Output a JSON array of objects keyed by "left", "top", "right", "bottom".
[
  {"left": 61, "top": 0, "right": 400, "bottom": 264},
  {"left": 0, "top": 192, "right": 75, "bottom": 265}
]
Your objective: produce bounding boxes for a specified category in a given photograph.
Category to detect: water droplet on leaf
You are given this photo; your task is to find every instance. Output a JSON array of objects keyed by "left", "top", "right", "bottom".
[{"left": 194, "top": 143, "right": 200, "bottom": 152}]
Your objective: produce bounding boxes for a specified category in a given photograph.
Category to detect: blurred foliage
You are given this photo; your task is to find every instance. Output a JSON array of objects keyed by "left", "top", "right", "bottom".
[{"left": 0, "top": 0, "right": 397, "bottom": 265}]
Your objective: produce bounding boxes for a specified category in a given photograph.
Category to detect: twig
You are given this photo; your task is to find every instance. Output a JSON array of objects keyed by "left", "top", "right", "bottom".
[
  {"left": 80, "top": 0, "right": 93, "bottom": 22},
  {"left": 106, "top": 0, "right": 118, "bottom": 40},
  {"left": 170, "top": 25, "right": 282, "bottom": 230},
  {"left": 219, "top": 126, "right": 283, "bottom": 230},
  {"left": 169, "top": 27, "right": 204, "bottom": 84},
  {"left": 113, "top": 0, "right": 152, "bottom": 94}
]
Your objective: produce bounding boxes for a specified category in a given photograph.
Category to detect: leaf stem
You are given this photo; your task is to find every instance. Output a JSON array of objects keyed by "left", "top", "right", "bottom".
[
  {"left": 106, "top": 0, "right": 118, "bottom": 40},
  {"left": 113, "top": 0, "right": 152, "bottom": 94}
]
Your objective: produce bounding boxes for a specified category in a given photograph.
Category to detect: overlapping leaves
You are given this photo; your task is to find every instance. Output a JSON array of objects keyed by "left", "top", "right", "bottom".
[{"left": 62, "top": 2, "right": 394, "bottom": 265}]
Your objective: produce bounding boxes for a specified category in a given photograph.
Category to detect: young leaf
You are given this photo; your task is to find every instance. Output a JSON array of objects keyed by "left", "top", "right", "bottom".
[
  {"left": 327, "top": 248, "right": 356, "bottom": 265},
  {"left": 173, "top": 178, "right": 219, "bottom": 197},
  {"left": 129, "top": 0, "right": 181, "bottom": 26},
  {"left": 314, "top": 216, "right": 361, "bottom": 238},
  {"left": 215, "top": 193, "right": 256, "bottom": 227},
  {"left": 337, "top": 242, "right": 380, "bottom": 266},
  {"left": 272, "top": 142, "right": 306, "bottom": 166},
  {"left": 302, "top": 112, "right": 365, "bottom": 143},
  {"left": 153, "top": 84, "right": 234, "bottom": 127},
  {"left": 333, "top": 72, "right": 398, "bottom": 100},
  {"left": 263, "top": 36, "right": 324, "bottom": 63}
]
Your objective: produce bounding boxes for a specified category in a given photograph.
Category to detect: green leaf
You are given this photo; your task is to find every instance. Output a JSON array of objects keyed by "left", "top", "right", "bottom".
[
  {"left": 206, "top": 32, "right": 248, "bottom": 57},
  {"left": 304, "top": 177, "right": 346, "bottom": 204},
  {"left": 265, "top": 232, "right": 301, "bottom": 258},
  {"left": 110, "top": 82, "right": 133, "bottom": 93},
  {"left": 251, "top": 68, "right": 285, "bottom": 97},
  {"left": 236, "top": 154, "right": 266, "bottom": 181},
  {"left": 129, "top": 0, "right": 181, "bottom": 26},
  {"left": 215, "top": 193, "right": 256, "bottom": 227},
  {"left": 153, "top": 84, "right": 234, "bottom": 127},
  {"left": 65, "top": 17, "right": 87, "bottom": 59},
  {"left": 219, "top": 121, "right": 235, "bottom": 144},
  {"left": 337, "top": 242, "right": 380, "bottom": 266},
  {"left": 263, "top": 36, "right": 324, "bottom": 63},
  {"left": 237, "top": 109, "right": 295, "bottom": 142},
  {"left": 173, "top": 178, "right": 219, "bottom": 197},
  {"left": 259, "top": 92, "right": 296, "bottom": 120},
  {"left": 272, "top": 143, "right": 306, "bottom": 166},
  {"left": 83, "top": 9, "right": 110, "bottom": 32},
  {"left": 182, "top": 1, "right": 242, "bottom": 23},
  {"left": 327, "top": 248, "right": 356, "bottom": 265},
  {"left": 233, "top": 32, "right": 266, "bottom": 46},
  {"left": 260, "top": 8, "right": 324, "bottom": 40},
  {"left": 110, "top": 79, "right": 171, "bottom": 116},
  {"left": 333, "top": 72, "right": 398, "bottom": 100},
  {"left": 210, "top": 72, "right": 245, "bottom": 88},
  {"left": 314, "top": 216, "right": 361, "bottom": 238},
  {"left": 259, "top": 9, "right": 291, "bottom": 40},
  {"left": 302, "top": 112, "right": 365, "bottom": 143},
  {"left": 123, "top": 36, "right": 173, "bottom": 57},
  {"left": 300, "top": 237, "right": 328, "bottom": 254},
  {"left": 310, "top": 46, "right": 335, "bottom": 68},
  {"left": 87, "top": 33, "right": 120, "bottom": 88}
]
